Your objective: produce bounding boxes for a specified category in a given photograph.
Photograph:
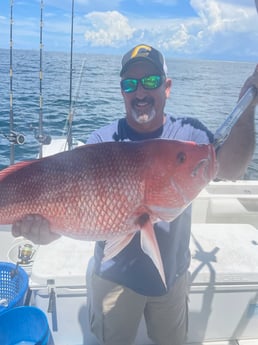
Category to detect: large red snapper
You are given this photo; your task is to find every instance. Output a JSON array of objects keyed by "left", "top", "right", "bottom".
[{"left": 0, "top": 139, "right": 217, "bottom": 287}]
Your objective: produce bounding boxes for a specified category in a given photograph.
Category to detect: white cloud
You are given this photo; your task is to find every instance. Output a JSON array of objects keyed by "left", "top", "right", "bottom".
[
  {"left": 130, "top": 0, "right": 258, "bottom": 59},
  {"left": 190, "top": 0, "right": 257, "bottom": 33},
  {"left": 80, "top": 0, "right": 257, "bottom": 59},
  {"left": 180, "top": 0, "right": 258, "bottom": 57},
  {"left": 84, "top": 11, "right": 136, "bottom": 46},
  {"left": 163, "top": 24, "right": 191, "bottom": 50}
]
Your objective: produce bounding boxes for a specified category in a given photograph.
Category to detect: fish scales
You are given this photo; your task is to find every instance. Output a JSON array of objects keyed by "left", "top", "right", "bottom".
[
  {"left": 0, "top": 139, "right": 216, "bottom": 238},
  {"left": 0, "top": 141, "right": 148, "bottom": 238}
]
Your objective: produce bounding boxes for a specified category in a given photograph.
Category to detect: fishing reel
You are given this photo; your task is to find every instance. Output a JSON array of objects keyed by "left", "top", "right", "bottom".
[
  {"left": 18, "top": 243, "right": 35, "bottom": 265},
  {"left": 0, "top": 131, "right": 25, "bottom": 145},
  {"left": 35, "top": 133, "right": 52, "bottom": 145},
  {"left": 29, "top": 125, "right": 52, "bottom": 145}
]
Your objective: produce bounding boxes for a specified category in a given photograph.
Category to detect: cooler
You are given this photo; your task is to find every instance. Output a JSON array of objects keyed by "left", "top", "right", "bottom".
[{"left": 187, "top": 223, "right": 258, "bottom": 344}]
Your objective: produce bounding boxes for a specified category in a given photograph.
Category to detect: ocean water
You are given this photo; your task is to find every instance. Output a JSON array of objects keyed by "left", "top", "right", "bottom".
[{"left": 0, "top": 49, "right": 257, "bottom": 178}]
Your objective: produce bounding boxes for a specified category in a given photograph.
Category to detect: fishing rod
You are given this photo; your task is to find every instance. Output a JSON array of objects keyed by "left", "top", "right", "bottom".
[
  {"left": 9, "top": 0, "right": 15, "bottom": 164},
  {"left": 38, "top": 0, "right": 44, "bottom": 158},
  {"left": 214, "top": 85, "right": 257, "bottom": 149},
  {"left": 214, "top": 0, "right": 258, "bottom": 149},
  {"left": 66, "top": 0, "right": 75, "bottom": 151},
  {"left": 33, "top": 0, "right": 51, "bottom": 152},
  {"left": 3, "top": 0, "right": 26, "bottom": 162},
  {"left": 64, "top": 0, "right": 86, "bottom": 147}
]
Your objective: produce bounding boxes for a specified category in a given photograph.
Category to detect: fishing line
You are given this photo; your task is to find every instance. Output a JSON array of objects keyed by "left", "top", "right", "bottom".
[{"left": 63, "top": 58, "right": 86, "bottom": 137}]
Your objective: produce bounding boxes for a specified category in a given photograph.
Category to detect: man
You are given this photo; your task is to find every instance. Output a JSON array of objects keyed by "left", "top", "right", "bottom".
[{"left": 12, "top": 45, "right": 257, "bottom": 345}]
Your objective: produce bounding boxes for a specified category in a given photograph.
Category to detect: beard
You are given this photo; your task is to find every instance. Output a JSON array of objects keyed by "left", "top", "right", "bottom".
[{"left": 130, "top": 98, "right": 156, "bottom": 124}]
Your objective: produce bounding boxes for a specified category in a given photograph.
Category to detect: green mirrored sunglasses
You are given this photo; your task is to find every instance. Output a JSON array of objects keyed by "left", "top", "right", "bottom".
[{"left": 120, "top": 75, "right": 164, "bottom": 93}]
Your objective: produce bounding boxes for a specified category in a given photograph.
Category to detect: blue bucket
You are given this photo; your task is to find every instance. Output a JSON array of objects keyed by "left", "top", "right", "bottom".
[
  {"left": 0, "top": 306, "right": 50, "bottom": 345},
  {"left": 0, "top": 261, "right": 28, "bottom": 314}
]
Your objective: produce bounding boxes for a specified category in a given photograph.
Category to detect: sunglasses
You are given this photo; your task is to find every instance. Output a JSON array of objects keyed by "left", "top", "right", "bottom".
[{"left": 120, "top": 75, "right": 164, "bottom": 93}]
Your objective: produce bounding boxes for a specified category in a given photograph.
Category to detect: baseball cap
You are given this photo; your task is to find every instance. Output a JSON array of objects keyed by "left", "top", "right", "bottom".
[{"left": 120, "top": 44, "right": 168, "bottom": 77}]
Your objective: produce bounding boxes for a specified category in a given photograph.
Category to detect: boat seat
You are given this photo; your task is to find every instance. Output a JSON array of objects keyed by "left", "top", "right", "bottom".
[{"left": 206, "top": 198, "right": 258, "bottom": 226}]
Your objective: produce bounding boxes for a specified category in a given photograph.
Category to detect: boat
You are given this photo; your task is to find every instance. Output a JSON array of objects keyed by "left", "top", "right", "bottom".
[
  {"left": 1, "top": 107, "right": 258, "bottom": 345},
  {"left": 1, "top": 1, "right": 258, "bottom": 345}
]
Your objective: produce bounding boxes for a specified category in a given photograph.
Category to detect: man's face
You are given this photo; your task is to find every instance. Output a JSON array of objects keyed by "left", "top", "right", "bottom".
[{"left": 121, "top": 60, "right": 172, "bottom": 133}]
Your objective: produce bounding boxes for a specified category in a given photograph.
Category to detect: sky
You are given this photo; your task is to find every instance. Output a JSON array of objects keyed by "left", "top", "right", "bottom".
[{"left": 0, "top": 0, "right": 257, "bottom": 61}]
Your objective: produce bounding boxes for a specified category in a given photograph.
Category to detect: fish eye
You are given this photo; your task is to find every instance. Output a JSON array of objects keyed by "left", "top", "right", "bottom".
[{"left": 176, "top": 152, "right": 186, "bottom": 164}]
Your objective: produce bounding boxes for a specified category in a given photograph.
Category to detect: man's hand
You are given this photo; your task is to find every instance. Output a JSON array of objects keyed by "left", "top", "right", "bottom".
[
  {"left": 12, "top": 214, "right": 60, "bottom": 245},
  {"left": 239, "top": 64, "right": 258, "bottom": 107},
  {"left": 215, "top": 64, "right": 257, "bottom": 180}
]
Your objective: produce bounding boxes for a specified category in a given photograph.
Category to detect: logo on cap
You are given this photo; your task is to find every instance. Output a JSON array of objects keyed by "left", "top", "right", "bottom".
[{"left": 131, "top": 44, "right": 152, "bottom": 59}]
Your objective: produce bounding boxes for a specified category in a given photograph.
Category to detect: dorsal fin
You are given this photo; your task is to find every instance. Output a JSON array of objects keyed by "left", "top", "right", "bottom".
[{"left": 0, "top": 161, "right": 35, "bottom": 182}]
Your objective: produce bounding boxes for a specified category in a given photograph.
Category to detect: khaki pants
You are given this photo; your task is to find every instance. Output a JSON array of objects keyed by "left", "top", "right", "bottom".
[{"left": 88, "top": 271, "right": 189, "bottom": 345}]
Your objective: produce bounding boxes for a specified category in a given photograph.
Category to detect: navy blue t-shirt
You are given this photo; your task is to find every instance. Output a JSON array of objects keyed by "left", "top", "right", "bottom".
[{"left": 87, "top": 115, "right": 213, "bottom": 296}]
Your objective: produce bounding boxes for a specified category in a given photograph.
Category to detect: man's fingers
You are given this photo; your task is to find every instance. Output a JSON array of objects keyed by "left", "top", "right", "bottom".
[{"left": 11, "top": 214, "right": 60, "bottom": 244}]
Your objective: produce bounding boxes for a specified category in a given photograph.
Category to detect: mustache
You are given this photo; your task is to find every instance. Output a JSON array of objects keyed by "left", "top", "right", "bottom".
[{"left": 131, "top": 96, "right": 154, "bottom": 106}]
